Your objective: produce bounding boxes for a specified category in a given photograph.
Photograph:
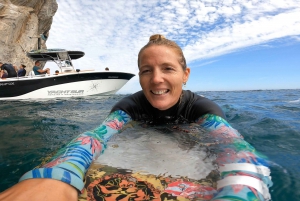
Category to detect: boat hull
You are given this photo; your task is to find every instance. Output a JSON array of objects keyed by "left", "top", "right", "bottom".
[{"left": 0, "top": 72, "right": 135, "bottom": 100}]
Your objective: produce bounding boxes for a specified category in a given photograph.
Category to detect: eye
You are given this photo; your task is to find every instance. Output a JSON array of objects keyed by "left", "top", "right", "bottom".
[
  {"left": 139, "top": 69, "right": 151, "bottom": 74},
  {"left": 164, "top": 66, "right": 175, "bottom": 72},
  {"left": 142, "top": 70, "right": 149, "bottom": 73}
]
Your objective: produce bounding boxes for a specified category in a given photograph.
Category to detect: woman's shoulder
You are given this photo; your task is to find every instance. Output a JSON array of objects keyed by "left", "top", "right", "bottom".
[
  {"left": 181, "top": 90, "right": 226, "bottom": 120},
  {"left": 182, "top": 90, "right": 210, "bottom": 105},
  {"left": 110, "top": 91, "right": 151, "bottom": 119},
  {"left": 112, "top": 91, "right": 146, "bottom": 108}
]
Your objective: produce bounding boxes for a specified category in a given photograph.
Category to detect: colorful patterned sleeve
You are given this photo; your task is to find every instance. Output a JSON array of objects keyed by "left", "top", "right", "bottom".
[
  {"left": 19, "top": 110, "right": 132, "bottom": 193},
  {"left": 196, "top": 114, "right": 273, "bottom": 201}
]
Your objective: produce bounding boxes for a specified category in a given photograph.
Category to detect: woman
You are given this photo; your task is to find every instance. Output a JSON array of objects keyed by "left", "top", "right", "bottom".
[
  {"left": 0, "top": 35, "right": 272, "bottom": 201},
  {"left": 17, "top": 64, "right": 27, "bottom": 77}
]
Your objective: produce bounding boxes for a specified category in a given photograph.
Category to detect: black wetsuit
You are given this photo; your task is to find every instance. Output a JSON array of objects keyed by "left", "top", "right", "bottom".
[
  {"left": 111, "top": 90, "right": 225, "bottom": 124},
  {"left": 1, "top": 63, "right": 17, "bottom": 78}
]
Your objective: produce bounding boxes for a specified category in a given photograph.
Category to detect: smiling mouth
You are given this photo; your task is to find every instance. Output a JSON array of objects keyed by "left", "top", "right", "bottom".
[{"left": 151, "top": 90, "right": 169, "bottom": 95}]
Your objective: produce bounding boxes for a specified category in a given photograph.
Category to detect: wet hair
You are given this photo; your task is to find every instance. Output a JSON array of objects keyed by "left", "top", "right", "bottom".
[
  {"left": 21, "top": 64, "right": 26, "bottom": 68},
  {"left": 137, "top": 34, "right": 187, "bottom": 70}
]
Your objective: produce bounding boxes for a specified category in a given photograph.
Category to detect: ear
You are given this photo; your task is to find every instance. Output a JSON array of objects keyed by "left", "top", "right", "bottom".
[{"left": 183, "top": 67, "right": 190, "bottom": 83}]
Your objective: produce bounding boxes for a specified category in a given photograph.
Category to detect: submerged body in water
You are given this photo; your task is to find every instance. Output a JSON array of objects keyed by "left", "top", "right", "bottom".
[
  {"left": 0, "top": 90, "right": 299, "bottom": 200},
  {"left": 17, "top": 89, "right": 272, "bottom": 200}
]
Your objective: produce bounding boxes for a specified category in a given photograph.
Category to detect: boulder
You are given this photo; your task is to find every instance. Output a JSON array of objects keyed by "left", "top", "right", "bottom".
[{"left": 0, "top": 0, "right": 57, "bottom": 74}]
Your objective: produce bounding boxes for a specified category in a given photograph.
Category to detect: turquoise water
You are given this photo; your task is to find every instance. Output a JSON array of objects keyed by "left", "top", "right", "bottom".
[{"left": 0, "top": 89, "right": 299, "bottom": 200}]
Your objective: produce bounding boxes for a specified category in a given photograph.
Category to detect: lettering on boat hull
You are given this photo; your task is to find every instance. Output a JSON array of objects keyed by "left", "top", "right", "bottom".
[
  {"left": 47, "top": 90, "right": 84, "bottom": 96},
  {"left": 0, "top": 82, "right": 15, "bottom": 86}
]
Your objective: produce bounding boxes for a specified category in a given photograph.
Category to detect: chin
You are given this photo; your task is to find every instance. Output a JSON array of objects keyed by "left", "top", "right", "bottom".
[
  {"left": 150, "top": 101, "right": 171, "bottom": 111},
  {"left": 144, "top": 92, "right": 177, "bottom": 110},
  {"left": 155, "top": 106, "right": 168, "bottom": 111}
]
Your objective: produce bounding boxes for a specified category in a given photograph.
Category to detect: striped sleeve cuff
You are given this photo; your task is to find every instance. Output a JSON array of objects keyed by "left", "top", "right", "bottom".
[{"left": 19, "top": 167, "right": 84, "bottom": 192}]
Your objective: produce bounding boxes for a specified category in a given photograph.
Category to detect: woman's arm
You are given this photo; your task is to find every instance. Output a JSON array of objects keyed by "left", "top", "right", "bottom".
[
  {"left": 0, "top": 110, "right": 131, "bottom": 201},
  {"left": 0, "top": 179, "right": 78, "bottom": 201},
  {"left": 196, "top": 114, "right": 272, "bottom": 201}
]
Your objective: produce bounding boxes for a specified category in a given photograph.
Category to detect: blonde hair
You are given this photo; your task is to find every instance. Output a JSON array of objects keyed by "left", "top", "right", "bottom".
[{"left": 138, "top": 34, "right": 187, "bottom": 70}]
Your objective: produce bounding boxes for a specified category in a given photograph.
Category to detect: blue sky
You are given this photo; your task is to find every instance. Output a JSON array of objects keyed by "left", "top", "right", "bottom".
[{"left": 46, "top": 0, "right": 300, "bottom": 93}]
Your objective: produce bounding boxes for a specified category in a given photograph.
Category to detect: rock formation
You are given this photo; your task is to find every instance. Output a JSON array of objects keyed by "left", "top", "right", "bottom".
[{"left": 0, "top": 0, "right": 57, "bottom": 73}]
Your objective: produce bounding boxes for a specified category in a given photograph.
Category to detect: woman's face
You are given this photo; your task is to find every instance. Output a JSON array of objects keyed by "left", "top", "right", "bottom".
[{"left": 139, "top": 45, "right": 190, "bottom": 110}]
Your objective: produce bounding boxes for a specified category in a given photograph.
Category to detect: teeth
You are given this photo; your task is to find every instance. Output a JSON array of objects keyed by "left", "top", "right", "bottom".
[{"left": 152, "top": 90, "right": 168, "bottom": 95}]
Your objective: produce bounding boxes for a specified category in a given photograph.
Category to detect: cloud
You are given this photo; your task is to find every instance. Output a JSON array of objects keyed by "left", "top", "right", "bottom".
[
  {"left": 46, "top": 0, "right": 300, "bottom": 93},
  {"left": 184, "top": 8, "right": 300, "bottom": 61},
  {"left": 191, "top": 60, "right": 219, "bottom": 68},
  {"left": 291, "top": 35, "right": 300, "bottom": 41}
]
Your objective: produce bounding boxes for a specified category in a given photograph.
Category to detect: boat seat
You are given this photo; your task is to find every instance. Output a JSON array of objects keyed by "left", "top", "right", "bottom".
[
  {"left": 28, "top": 71, "right": 36, "bottom": 77},
  {"left": 61, "top": 66, "right": 74, "bottom": 73}
]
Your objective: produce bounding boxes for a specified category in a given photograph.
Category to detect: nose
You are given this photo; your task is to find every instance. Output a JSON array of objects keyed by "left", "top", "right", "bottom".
[{"left": 151, "top": 69, "right": 164, "bottom": 84}]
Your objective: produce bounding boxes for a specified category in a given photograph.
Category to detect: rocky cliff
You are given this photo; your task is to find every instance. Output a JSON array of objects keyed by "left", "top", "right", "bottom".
[{"left": 0, "top": 0, "right": 57, "bottom": 73}]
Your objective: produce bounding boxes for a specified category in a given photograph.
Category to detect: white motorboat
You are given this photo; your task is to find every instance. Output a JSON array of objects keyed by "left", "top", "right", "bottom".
[{"left": 0, "top": 49, "right": 135, "bottom": 100}]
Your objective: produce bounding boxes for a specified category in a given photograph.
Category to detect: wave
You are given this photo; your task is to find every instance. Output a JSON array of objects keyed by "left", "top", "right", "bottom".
[{"left": 287, "top": 99, "right": 300, "bottom": 103}]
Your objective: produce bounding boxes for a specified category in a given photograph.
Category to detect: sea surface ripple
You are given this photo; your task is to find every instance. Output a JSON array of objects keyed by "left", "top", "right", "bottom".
[{"left": 0, "top": 89, "right": 299, "bottom": 201}]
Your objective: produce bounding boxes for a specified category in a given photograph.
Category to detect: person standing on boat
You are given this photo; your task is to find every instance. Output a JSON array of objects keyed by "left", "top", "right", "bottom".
[
  {"left": 32, "top": 61, "right": 50, "bottom": 75},
  {"left": 17, "top": 64, "right": 27, "bottom": 77},
  {"left": 0, "top": 62, "right": 17, "bottom": 78}
]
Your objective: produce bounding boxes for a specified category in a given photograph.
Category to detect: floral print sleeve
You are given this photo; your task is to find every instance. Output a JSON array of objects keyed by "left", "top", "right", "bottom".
[
  {"left": 196, "top": 114, "right": 273, "bottom": 201},
  {"left": 19, "top": 110, "right": 131, "bottom": 192},
  {"left": 19, "top": 110, "right": 272, "bottom": 200}
]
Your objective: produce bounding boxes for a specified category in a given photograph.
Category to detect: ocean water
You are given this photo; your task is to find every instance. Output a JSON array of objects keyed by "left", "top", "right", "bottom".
[{"left": 0, "top": 89, "right": 299, "bottom": 201}]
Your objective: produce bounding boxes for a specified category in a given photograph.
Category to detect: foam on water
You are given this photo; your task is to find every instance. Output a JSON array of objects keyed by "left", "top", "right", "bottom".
[{"left": 287, "top": 98, "right": 300, "bottom": 103}]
